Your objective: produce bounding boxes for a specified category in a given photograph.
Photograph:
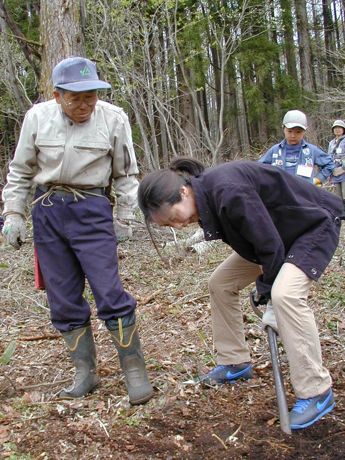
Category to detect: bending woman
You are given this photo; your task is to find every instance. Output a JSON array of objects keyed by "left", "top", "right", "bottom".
[{"left": 138, "top": 157, "right": 342, "bottom": 430}]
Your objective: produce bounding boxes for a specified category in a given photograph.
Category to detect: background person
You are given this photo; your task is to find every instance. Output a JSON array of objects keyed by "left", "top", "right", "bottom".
[
  {"left": 138, "top": 157, "right": 342, "bottom": 430},
  {"left": 259, "top": 110, "right": 334, "bottom": 186},
  {"left": 328, "top": 120, "right": 345, "bottom": 211},
  {"left": 1, "top": 56, "right": 153, "bottom": 405}
]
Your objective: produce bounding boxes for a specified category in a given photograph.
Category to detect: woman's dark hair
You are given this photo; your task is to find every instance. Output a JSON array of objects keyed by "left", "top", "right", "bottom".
[{"left": 138, "top": 157, "right": 205, "bottom": 221}]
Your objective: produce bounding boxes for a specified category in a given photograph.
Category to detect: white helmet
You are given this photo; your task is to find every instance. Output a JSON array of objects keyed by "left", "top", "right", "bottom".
[
  {"left": 332, "top": 119, "right": 345, "bottom": 130},
  {"left": 282, "top": 110, "right": 307, "bottom": 130}
]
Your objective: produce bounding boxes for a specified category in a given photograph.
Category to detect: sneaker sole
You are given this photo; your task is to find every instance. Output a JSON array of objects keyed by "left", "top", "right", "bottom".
[{"left": 290, "top": 402, "right": 335, "bottom": 430}]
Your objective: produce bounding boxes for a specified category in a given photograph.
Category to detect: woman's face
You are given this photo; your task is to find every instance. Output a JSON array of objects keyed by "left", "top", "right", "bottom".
[
  {"left": 151, "top": 186, "right": 199, "bottom": 229},
  {"left": 333, "top": 126, "right": 345, "bottom": 138}
]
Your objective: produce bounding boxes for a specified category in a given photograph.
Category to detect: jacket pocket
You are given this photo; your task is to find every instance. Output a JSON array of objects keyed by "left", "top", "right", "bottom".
[
  {"left": 36, "top": 139, "right": 65, "bottom": 167},
  {"left": 74, "top": 141, "right": 110, "bottom": 157}
]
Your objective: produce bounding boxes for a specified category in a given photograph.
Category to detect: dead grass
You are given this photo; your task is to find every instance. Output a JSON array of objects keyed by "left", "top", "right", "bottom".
[{"left": 0, "top": 222, "right": 345, "bottom": 459}]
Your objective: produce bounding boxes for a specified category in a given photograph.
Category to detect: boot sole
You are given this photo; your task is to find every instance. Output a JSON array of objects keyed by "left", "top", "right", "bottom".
[
  {"left": 58, "top": 378, "right": 100, "bottom": 399},
  {"left": 129, "top": 389, "right": 154, "bottom": 405}
]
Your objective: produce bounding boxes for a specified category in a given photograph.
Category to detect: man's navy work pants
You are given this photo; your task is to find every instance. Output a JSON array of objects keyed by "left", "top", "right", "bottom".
[{"left": 31, "top": 190, "right": 136, "bottom": 332}]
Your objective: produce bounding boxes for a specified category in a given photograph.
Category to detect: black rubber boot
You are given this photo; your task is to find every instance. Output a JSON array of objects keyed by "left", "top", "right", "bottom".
[
  {"left": 107, "top": 318, "right": 153, "bottom": 405},
  {"left": 59, "top": 325, "right": 99, "bottom": 398}
]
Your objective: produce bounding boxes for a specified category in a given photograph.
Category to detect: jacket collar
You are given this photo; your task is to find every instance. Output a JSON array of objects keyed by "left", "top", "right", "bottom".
[
  {"left": 191, "top": 176, "right": 223, "bottom": 241},
  {"left": 279, "top": 138, "right": 308, "bottom": 148}
]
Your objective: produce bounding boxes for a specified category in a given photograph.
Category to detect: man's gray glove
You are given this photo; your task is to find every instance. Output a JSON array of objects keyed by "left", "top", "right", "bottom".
[
  {"left": 114, "top": 218, "right": 133, "bottom": 242},
  {"left": 333, "top": 166, "right": 344, "bottom": 177},
  {"left": 262, "top": 301, "right": 279, "bottom": 334},
  {"left": 2, "top": 214, "right": 26, "bottom": 249},
  {"left": 188, "top": 240, "right": 215, "bottom": 255}
]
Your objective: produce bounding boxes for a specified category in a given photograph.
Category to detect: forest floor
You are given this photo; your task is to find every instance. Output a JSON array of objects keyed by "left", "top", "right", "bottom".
[{"left": 0, "top": 221, "right": 345, "bottom": 460}]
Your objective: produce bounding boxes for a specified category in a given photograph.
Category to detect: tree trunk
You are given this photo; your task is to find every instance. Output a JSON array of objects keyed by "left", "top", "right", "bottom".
[
  {"left": 0, "top": 17, "right": 31, "bottom": 113},
  {"left": 39, "top": 0, "right": 85, "bottom": 100},
  {"left": 280, "top": 0, "right": 298, "bottom": 81},
  {"left": 0, "top": 0, "right": 40, "bottom": 78},
  {"left": 332, "top": 0, "right": 341, "bottom": 49},
  {"left": 235, "top": 61, "right": 250, "bottom": 156},
  {"left": 176, "top": 65, "right": 199, "bottom": 157},
  {"left": 311, "top": 0, "right": 325, "bottom": 89},
  {"left": 294, "top": 0, "right": 315, "bottom": 93},
  {"left": 322, "top": 0, "right": 336, "bottom": 86},
  {"left": 223, "top": 59, "right": 241, "bottom": 160}
]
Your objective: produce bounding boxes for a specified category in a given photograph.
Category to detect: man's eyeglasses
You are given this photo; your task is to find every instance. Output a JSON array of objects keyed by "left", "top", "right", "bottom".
[{"left": 60, "top": 93, "right": 98, "bottom": 109}]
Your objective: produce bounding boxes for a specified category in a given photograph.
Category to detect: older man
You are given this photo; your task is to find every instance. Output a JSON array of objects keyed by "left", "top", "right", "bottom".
[{"left": 2, "top": 56, "right": 153, "bottom": 405}]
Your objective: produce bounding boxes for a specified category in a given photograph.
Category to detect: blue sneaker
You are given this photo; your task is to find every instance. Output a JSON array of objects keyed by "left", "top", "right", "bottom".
[
  {"left": 290, "top": 388, "right": 335, "bottom": 430},
  {"left": 198, "top": 363, "right": 253, "bottom": 385}
]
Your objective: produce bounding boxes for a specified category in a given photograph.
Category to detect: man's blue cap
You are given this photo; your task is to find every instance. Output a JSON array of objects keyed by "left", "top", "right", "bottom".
[{"left": 52, "top": 57, "right": 111, "bottom": 92}]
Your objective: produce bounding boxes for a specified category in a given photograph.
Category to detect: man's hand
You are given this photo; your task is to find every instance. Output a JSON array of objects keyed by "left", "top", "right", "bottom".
[
  {"left": 114, "top": 218, "right": 133, "bottom": 242},
  {"left": 2, "top": 214, "right": 26, "bottom": 249},
  {"left": 333, "top": 167, "right": 344, "bottom": 177}
]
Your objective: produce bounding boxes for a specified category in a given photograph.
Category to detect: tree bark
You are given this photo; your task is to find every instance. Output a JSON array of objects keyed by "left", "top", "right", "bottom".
[
  {"left": 0, "top": 17, "right": 31, "bottom": 113},
  {"left": 280, "top": 0, "right": 298, "bottom": 81},
  {"left": 310, "top": 0, "right": 325, "bottom": 89},
  {"left": 39, "top": 0, "right": 85, "bottom": 100},
  {"left": 294, "top": 0, "right": 315, "bottom": 93},
  {"left": 0, "top": 0, "right": 40, "bottom": 78},
  {"left": 322, "top": 0, "right": 336, "bottom": 86}
]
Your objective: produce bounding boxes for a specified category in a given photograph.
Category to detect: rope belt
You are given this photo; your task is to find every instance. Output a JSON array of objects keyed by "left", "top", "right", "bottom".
[{"left": 31, "top": 184, "right": 107, "bottom": 207}]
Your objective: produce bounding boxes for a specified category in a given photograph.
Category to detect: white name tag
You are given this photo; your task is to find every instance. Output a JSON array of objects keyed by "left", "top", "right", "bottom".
[{"left": 296, "top": 164, "right": 313, "bottom": 178}]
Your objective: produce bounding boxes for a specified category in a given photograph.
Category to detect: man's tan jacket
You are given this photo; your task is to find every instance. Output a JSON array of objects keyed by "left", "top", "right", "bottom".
[{"left": 2, "top": 99, "right": 139, "bottom": 220}]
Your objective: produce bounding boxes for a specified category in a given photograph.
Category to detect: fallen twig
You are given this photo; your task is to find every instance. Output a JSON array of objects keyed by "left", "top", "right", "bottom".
[
  {"left": 226, "top": 424, "right": 242, "bottom": 444},
  {"left": 212, "top": 433, "right": 228, "bottom": 450},
  {"left": 17, "top": 378, "right": 70, "bottom": 391},
  {"left": 19, "top": 334, "right": 61, "bottom": 342},
  {"left": 97, "top": 418, "right": 110, "bottom": 438},
  {"left": 138, "top": 289, "right": 164, "bottom": 305}
]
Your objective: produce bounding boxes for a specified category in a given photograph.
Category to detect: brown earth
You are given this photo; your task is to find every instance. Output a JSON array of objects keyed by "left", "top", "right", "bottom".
[{"left": 0, "top": 222, "right": 345, "bottom": 460}]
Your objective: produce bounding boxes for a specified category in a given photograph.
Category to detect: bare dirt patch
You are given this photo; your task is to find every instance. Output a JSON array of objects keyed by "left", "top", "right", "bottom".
[{"left": 1, "top": 223, "right": 345, "bottom": 459}]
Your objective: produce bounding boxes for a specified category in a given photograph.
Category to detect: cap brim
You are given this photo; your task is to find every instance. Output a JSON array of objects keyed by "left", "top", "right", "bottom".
[
  {"left": 55, "top": 80, "right": 111, "bottom": 91},
  {"left": 284, "top": 122, "right": 307, "bottom": 130}
]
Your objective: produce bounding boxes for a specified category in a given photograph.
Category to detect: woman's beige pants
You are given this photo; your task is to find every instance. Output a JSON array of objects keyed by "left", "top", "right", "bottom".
[{"left": 208, "top": 252, "right": 331, "bottom": 398}]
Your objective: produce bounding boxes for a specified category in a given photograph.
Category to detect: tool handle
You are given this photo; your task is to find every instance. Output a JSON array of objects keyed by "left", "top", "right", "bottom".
[{"left": 267, "top": 326, "right": 291, "bottom": 435}]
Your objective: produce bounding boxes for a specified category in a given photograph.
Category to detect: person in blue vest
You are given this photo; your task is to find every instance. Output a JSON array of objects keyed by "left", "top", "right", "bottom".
[
  {"left": 328, "top": 120, "right": 345, "bottom": 211},
  {"left": 259, "top": 110, "right": 334, "bottom": 186}
]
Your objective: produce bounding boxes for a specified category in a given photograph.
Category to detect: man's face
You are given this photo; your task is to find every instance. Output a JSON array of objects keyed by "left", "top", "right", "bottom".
[
  {"left": 283, "top": 127, "right": 305, "bottom": 145},
  {"left": 53, "top": 90, "right": 98, "bottom": 123}
]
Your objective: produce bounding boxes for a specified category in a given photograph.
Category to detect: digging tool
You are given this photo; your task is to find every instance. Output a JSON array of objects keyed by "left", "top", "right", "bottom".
[{"left": 250, "top": 290, "right": 291, "bottom": 435}]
